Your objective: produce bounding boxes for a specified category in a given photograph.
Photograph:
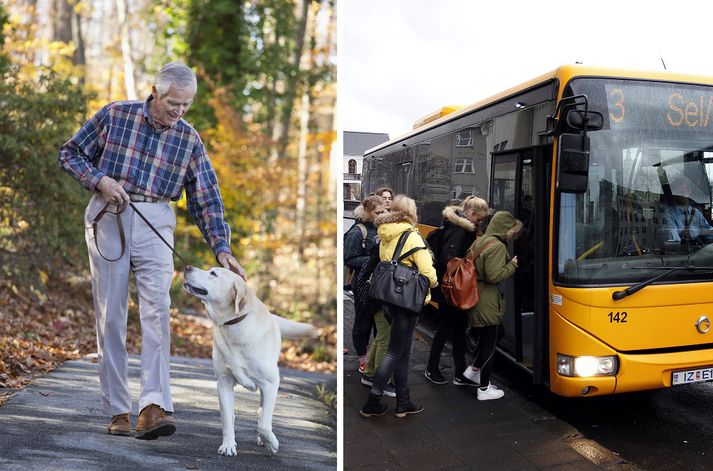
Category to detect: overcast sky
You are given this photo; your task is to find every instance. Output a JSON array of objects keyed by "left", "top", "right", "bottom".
[{"left": 340, "top": 0, "right": 713, "bottom": 140}]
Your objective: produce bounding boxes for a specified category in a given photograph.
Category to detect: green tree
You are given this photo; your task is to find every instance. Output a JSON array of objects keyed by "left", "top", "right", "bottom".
[{"left": 0, "top": 4, "right": 91, "bottom": 279}]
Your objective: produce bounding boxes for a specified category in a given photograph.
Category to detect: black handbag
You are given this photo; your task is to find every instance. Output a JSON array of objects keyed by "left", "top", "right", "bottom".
[{"left": 368, "top": 231, "right": 430, "bottom": 314}]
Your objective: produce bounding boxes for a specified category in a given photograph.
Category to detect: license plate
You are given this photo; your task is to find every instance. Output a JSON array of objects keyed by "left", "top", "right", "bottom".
[{"left": 672, "top": 366, "right": 713, "bottom": 385}]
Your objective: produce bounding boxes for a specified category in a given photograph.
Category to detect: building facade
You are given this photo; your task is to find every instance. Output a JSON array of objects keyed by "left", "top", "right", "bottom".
[{"left": 343, "top": 131, "right": 390, "bottom": 203}]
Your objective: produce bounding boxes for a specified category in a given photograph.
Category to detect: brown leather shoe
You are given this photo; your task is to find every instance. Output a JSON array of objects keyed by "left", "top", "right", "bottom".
[
  {"left": 107, "top": 413, "right": 132, "bottom": 436},
  {"left": 135, "top": 404, "right": 175, "bottom": 440}
]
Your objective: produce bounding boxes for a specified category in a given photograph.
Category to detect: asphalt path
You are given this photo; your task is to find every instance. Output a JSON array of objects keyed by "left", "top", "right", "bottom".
[
  {"left": 0, "top": 355, "right": 336, "bottom": 470},
  {"left": 419, "top": 313, "right": 713, "bottom": 471},
  {"left": 523, "top": 373, "right": 713, "bottom": 471},
  {"left": 343, "top": 292, "right": 632, "bottom": 470}
]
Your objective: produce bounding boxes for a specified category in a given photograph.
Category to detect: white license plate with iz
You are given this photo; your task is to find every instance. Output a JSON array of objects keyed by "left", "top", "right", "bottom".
[{"left": 672, "top": 367, "right": 713, "bottom": 385}]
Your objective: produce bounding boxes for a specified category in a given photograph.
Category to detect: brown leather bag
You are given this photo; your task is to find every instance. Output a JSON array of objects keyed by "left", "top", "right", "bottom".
[{"left": 440, "top": 239, "right": 497, "bottom": 310}]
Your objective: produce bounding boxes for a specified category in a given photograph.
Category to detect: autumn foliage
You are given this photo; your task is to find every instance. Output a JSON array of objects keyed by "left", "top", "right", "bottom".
[
  {"left": 0, "top": 273, "right": 334, "bottom": 394},
  {"left": 0, "top": 1, "right": 336, "bottom": 394}
]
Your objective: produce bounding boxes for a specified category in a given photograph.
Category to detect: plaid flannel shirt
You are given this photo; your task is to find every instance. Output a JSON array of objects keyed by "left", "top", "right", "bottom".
[{"left": 58, "top": 96, "right": 231, "bottom": 257}]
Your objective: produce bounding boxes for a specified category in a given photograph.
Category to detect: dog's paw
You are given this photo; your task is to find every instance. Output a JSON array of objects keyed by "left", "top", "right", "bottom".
[
  {"left": 257, "top": 430, "right": 279, "bottom": 455},
  {"left": 218, "top": 441, "right": 237, "bottom": 456}
]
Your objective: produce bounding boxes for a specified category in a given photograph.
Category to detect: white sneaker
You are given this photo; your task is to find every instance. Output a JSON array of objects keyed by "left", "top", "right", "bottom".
[
  {"left": 477, "top": 383, "right": 504, "bottom": 401},
  {"left": 462, "top": 366, "right": 480, "bottom": 385}
]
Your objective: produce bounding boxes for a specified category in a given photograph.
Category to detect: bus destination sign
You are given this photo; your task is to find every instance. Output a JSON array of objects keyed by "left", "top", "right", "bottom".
[{"left": 604, "top": 83, "right": 713, "bottom": 132}]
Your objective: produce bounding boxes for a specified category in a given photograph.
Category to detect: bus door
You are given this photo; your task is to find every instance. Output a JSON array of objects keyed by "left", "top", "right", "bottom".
[{"left": 489, "top": 145, "right": 550, "bottom": 383}]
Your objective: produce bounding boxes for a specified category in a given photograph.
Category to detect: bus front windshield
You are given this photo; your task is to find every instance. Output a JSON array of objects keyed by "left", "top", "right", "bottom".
[{"left": 556, "top": 78, "right": 713, "bottom": 285}]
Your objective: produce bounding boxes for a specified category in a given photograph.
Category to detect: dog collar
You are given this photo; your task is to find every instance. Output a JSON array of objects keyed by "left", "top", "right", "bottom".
[{"left": 223, "top": 314, "right": 248, "bottom": 326}]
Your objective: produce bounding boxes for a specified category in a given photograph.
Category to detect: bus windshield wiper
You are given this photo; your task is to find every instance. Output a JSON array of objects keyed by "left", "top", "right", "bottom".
[{"left": 612, "top": 265, "right": 713, "bottom": 301}]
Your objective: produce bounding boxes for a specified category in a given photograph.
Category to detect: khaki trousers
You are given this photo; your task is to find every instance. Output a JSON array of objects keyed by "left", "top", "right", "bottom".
[
  {"left": 364, "top": 310, "right": 390, "bottom": 377},
  {"left": 84, "top": 193, "right": 176, "bottom": 416}
]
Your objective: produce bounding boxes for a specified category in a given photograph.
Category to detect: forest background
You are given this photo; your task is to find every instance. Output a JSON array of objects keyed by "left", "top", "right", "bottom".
[{"left": 0, "top": 0, "right": 337, "bottom": 393}]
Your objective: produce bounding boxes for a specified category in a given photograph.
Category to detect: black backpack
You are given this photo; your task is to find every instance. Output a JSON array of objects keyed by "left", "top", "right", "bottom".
[
  {"left": 343, "top": 223, "right": 367, "bottom": 287},
  {"left": 424, "top": 225, "right": 446, "bottom": 263}
]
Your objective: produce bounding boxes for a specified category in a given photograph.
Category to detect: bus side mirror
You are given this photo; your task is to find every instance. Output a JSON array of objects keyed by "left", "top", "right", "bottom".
[
  {"left": 557, "top": 133, "right": 590, "bottom": 194},
  {"left": 566, "top": 109, "right": 604, "bottom": 131}
]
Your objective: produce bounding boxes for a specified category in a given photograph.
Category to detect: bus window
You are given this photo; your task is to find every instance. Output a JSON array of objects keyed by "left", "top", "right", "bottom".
[
  {"left": 368, "top": 151, "right": 397, "bottom": 196},
  {"left": 704, "top": 152, "right": 713, "bottom": 220},
  {"left": 452, "top": 185, "right": 475, "bottom": 200},
  {"left": 492, "top": 103, "right": 554, "bottom": 152},
  {"left": 414, "top": 134, "right": 451, "bottom": 226},
  {"left": 453, "top": 158, "right": 474, "bottom": 174},
  {"left": 491, "top": 155, "right": 517, "bottom": 213},
  {"left": 705, "top": 152, "right": 713, "bottom": 191},
  {"left": 556, "top": 78, "right": 713, "bottom": 285},
  {"left": 451, "top": 124, "right": 489, "bottom": 206},
  {"left": 395, "top": 161, "right": 413, "bottom": 197},
  {"left": 516, "top": 157, "right": 537, "bottom": 367}
]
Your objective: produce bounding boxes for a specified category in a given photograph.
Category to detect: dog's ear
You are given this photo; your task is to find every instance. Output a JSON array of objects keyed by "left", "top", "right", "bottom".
[{"left": 234, "top": 280, "right": 248, "bottom": 314}]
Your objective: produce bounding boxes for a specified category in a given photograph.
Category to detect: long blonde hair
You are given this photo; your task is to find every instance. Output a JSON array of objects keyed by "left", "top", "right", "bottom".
[
  {"left": 462, "top": 195, "right": 489, "bottom": 219},
  {"left": 390, "top": 195, "right": 418, "bottom": 223}
]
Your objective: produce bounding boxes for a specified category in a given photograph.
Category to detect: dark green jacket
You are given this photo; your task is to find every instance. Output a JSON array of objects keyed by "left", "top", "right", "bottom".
[{"left": 466, "top": 211, "right": 518, "bottom": 327}]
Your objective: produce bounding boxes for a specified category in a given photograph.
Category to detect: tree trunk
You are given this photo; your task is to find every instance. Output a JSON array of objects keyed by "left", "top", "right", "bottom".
[
  {"left": 50, "top": 0, "right": 85, "bottom": 68},
  {"left": 115, "top": 0, "right": 137, "bottom": 99},
  {"left": 275, "top": 0, "right": 310, "bottom": 161},
  {"left": 317, "top": 0, "right": 337, "bottom": 305},
  {"left": 72, "top": 10, "right": 85, "bottom": 67},
  {"left": 295, "top": 89, "right": 310, "bottom": 261},
  {"left": 52, "top": 0, "right": 72, "bottom": 43},
  {"left": 265, "top": 77, "right": 276, "bottom": 143}
]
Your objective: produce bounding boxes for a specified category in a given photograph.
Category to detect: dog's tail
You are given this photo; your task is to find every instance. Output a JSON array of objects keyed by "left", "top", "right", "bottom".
[{"left": 272, "top": 315, "right": 320, "bottom": 339}]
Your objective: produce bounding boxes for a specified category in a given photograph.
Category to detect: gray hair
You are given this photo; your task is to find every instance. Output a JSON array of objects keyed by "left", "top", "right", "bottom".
[{"left": 154, "top": 62, "right": 197, "bottom": 96}]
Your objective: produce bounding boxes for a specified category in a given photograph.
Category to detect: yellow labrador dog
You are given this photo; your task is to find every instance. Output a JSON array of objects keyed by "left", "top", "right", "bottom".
[{"left": 182, "top": 265, "right": 318, "bottom": 456}]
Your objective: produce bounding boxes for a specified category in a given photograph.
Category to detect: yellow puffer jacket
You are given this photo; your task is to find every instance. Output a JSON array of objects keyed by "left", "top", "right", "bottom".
[{"left": 375, "top": 211, "right": 438, "bottom": 305}]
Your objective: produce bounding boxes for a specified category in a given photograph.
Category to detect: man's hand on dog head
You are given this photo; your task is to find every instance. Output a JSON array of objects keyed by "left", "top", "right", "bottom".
[{"left": 217, "top": 252, "right": 247, "bottom": 280}]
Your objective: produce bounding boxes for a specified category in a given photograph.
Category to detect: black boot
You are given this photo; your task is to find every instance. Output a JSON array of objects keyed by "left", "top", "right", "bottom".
[
  {"left": 360, "top": 392, "right": 388, "bottom": 418},
  {"left": 394, "top": 389, "right": 423, "bottom": 418}
]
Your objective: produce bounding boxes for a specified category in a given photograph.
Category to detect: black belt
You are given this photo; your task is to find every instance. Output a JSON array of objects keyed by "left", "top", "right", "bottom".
[{"left": 129, "top": 193, "right": 168, "bottom": 203}]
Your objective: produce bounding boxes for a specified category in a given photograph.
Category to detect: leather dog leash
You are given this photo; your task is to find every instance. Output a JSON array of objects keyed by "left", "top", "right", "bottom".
[
  {"left": 91, "top": 204, "right": 126, "bottom": 262},
  {"left": 92, "top": 202, "right": 187, "bottom": 266}
]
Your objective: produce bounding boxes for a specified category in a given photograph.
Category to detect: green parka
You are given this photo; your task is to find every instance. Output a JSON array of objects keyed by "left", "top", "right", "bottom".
[{"left": 466, "top": 211, "right": 519, "bottom": 327}]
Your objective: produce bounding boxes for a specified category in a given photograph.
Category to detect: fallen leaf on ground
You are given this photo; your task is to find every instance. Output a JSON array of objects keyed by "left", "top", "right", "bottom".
[{"left": 0, "top": 273, "right": 335, "bottom": 401}]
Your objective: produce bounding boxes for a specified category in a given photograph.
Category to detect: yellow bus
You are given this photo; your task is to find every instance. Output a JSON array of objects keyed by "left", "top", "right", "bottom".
[{"left": 362, "top": 65, "right": 713, "bottom": 397}]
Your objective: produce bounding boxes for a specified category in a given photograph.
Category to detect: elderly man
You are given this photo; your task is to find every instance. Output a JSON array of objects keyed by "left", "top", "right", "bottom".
[{"left": 58, "top": 62, "right": 245, "bottom": 439}]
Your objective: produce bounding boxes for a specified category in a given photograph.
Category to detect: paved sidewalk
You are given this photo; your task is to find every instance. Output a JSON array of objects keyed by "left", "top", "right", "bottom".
[
  {"left": 0, "top": 355, "right": 336, "bottom": 470},
  {"left": 343, "top": 292, "right": 629, "bottom": 470}
]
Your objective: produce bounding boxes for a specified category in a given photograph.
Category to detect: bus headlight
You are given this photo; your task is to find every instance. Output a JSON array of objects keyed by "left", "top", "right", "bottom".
[{"left": 557, "top": 354, "right": 618, "bottom": 377}]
